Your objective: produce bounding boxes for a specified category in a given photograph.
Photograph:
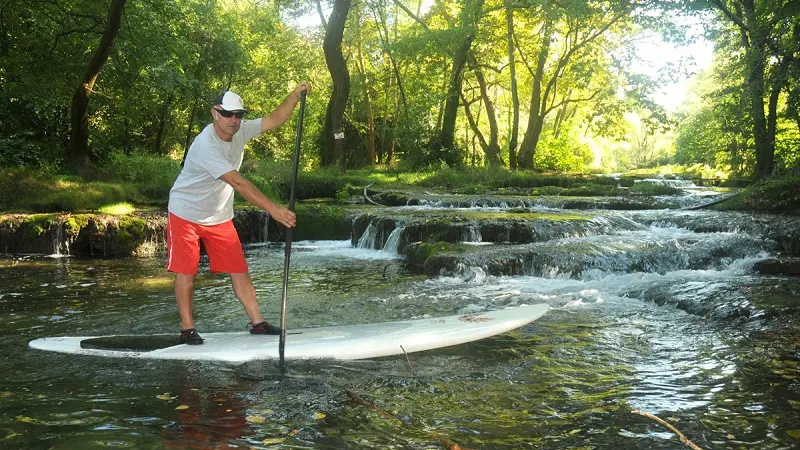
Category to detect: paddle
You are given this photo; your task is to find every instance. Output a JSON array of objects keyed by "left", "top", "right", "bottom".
[{"left": 279, "top": 90, "right": 306, "bottom": 371}]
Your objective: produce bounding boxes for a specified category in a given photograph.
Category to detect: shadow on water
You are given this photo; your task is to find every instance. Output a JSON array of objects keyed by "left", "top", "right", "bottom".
[{"left": 1, "top": 207, "right": 800, "bottom": 449}]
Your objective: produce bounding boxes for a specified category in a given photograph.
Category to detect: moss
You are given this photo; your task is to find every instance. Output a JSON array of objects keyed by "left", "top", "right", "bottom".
[
  {"left": 63, "top": 215, "right": 90, "bottom": 237},
  {"left": 628, "top": 183, "right": 681, "bottom": 196},
  {"left": 294, "top": 204, "right": 349, "bottom": 240},
  {"left": 405, "top": 241, "right": 469, "bottom": 275},
  {"left": 19, "top": 214, "right": 54, "bottom": 241},
  {"left": 713, "top": 178, "right": 800, "bottom": 214}
]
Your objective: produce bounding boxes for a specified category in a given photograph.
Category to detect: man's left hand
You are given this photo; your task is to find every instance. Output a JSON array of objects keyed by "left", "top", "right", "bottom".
[{"left": 271, "top": 205, "right": 296, "bottom": 228}]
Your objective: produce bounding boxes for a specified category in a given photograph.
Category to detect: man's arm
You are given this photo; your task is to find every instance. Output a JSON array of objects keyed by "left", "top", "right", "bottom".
[
  {"left": 260, "top": 82, "right": 311, "bottom": 133},
  {"left": 218, "top": 170, "right": 296, "bottom": 228}
]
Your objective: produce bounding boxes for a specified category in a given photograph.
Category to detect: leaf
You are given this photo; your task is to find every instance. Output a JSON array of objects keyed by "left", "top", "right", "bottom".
[
  {"left": 263, "top": 438, "right": 285, "bottom": 445},
  {"left": 16, "top": 416, "right": 40, "bottom": 424},
  {"left": 287, "top": 429, "right": 301, "bottom": 437},
  {"left": 3, "top": 431, "right": 21, "bottom": 440},
  {"left": 787, "top": 430, "right": 800, "bottom": 438},
  {"left": 156, "top": 394, "right": 175, "bottom": 401},
  {"left": 727, "top": 434, "right": 735, "bottom": 439},
  {"left": 246, "top": 414, "right": 266, "bottom": 424},
  {"left": 313, "top": 412, "right": 327, "bottom": 420},
  {"left": 174, "top": 405, "right": 189, "bottom": 410}
]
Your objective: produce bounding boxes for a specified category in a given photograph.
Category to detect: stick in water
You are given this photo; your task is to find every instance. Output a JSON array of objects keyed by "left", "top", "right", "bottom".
[{"left": 632, "top": 410, "right": 704, "bottom": 450}]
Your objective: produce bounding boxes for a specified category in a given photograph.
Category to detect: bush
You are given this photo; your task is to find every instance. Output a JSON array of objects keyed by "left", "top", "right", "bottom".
[
  {"left": 0, "top": 135, "right": 60, "bottom": 169},
  {"left": 100, "top": 152, "right": 181, "bottom": 203}
]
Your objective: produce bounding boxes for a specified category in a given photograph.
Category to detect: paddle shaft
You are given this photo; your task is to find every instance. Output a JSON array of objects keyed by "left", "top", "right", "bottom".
[{"left": 279, "top": 91, "right": 306, "bottom": 370}]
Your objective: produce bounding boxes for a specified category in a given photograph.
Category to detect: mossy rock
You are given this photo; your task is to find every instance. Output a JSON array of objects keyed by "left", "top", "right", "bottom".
[
  {"left": 0, "top": 214, "right": 65, "bottom": 254},
  {"left": 405, "top": 241, "right": 467, "bottom": 275},
  {"left": 72, "top": 215, "right": 149, "bottom": 256},
  {"left": 259, "top": 204, "right": 352, "bottom": 242},
  {"left": 373, "top": 191, "right": 411, "bottom": 206},
  {"left": 294, "top": 204, "right": 350, "bottom": 240},
  {"left": 753, "top": 258, "right": 800, "bottom": 276}
]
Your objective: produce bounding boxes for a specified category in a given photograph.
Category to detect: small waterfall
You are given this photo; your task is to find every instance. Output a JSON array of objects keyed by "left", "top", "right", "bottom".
[
  {"left": 462, "top": 224, "right": 483, "bottom": 243},
  {"left": 357, "top": 223, "right": 377, "bottom": 249},
  {"left": 261, "top": 213, "right": 270, "bottom": 243},
  {"left": 635, "top": 178, "right": 697, "bottom": 188},
  {"left": 50, "top": 222, "right": 70, "bottom": 257},
  {"left": 380, "top": 226, "right": 405, "bottom": 255}
]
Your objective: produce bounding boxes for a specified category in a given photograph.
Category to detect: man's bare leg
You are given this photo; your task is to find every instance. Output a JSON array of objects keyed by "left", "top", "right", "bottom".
[
  {"left": 230, "top": 272, "right": 264, "bottom": 325},
  {"left": 175, "top": 273, "right": 197, "bottom": 329}
]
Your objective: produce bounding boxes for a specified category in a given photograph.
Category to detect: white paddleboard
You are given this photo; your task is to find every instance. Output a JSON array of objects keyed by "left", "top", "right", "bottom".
[{"left": 28, "top": 304, "right": 549, "bottom": 363}]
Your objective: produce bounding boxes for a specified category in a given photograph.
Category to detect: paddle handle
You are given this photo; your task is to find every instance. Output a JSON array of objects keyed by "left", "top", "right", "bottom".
[{"left": 279, "top": 91, "right": 306, "bottom": 370}]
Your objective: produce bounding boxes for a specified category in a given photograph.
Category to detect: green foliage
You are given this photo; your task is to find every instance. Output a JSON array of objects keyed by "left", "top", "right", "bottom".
[
  {"left": 534, "top": 134, "right": 593, "bottom": 172},
  {"left": 2, "top": 0, "right": 798, "bottom": 199},
  {"left": 335, "top": 183, "right": 359, "bottom": 202},
  {"left": 0, "top": 136, "right": 61, "bottom": 169},
  {"left": 100, "top": 152, "right": 181, "bottom": 202}
]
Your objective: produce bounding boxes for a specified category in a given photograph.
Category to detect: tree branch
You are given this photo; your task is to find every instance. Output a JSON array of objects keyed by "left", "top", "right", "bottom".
[
  {"left": 709, "top": 0, "right": 748, "bottom": 33},
  {"left": 314, "top": 0, "right": 328, "bottom": 30},
  {"left": 391, "top": 0, "right": 430, "bottom": 31}
]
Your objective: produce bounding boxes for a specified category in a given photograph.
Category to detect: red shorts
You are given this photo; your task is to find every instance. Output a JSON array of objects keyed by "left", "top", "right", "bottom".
[{"left": 166, "top": 213, "right": 248, "bottom": 274}]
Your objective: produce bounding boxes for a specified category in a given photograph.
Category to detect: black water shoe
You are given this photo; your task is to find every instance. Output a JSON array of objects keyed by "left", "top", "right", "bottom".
[
  {"left": 249, "top": 321, "right": 282, "bottom": 335},
  {"left": 180, "top": 328, "right": 204, "bottom": 345}
]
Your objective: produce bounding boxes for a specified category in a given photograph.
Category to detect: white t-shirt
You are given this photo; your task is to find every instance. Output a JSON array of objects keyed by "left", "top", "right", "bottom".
[{"left": 168, "top": 119, "right": 261, "bottom": 225}]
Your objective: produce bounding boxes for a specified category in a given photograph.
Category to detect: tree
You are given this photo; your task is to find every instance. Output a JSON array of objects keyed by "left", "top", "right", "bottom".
[
  {"left": 321, "top": 0, "right": 351, "bottom": 170},
  {"left": 69, "top": 0, "right": 126, "bottom": 173},
  {"left": 505, "top": 1, "right": 520, "bottom": 170},
  {"left": 705, "top": 0, "right": 800, "bottom": 179},
  {"left": 516, "top": 3, "right": 630, "bottom": 169}
]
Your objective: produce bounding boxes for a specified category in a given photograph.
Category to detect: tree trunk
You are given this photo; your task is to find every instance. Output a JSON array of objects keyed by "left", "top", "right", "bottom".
[
  {"left": 154, "top": 96, "right": 173, "bottom": 154},
  {"left": 747, "top": 35, "right": 772, "bottom": 179},
  {"left": 517, "top": 21, "right": 552, "bottom": 170},
  {"left": 467, "top": 53, "right": 503, "bottom": 165},
  {"left": 505, "top": 3, "right": 519, "bottom": 170},
  {"left": 322, "top": 0, "right": 351, "bottom": 170},
  {"left": 438, "top": 0, "right": 483, "bottom": 151},
  {"left": 68, "top": 0, "right": 126, "bottom": 173},
  {"left": 439, "top": 38, "right": 473, "bottom": 150},
  {"left": 356, "top": 7, "right": 376, "bottom": 166}
]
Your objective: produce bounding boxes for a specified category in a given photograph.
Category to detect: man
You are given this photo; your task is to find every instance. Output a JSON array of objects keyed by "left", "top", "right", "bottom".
[{"left": 167, "top": 84, "right": 310, "bottom": 345}]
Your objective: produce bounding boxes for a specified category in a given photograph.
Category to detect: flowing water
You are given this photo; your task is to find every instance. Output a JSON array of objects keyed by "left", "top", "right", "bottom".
[{"left": 1, "top": 207, "right": 799, "bottom": 449}]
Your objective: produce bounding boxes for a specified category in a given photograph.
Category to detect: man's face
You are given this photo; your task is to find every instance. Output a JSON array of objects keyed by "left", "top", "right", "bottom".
[{"left": 212, "top": 107, "right": 245, "bottom": 136}]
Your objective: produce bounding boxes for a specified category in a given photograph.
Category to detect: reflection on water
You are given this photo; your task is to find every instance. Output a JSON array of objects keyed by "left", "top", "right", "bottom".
[{"left": 1, "top": 224, "right": 799, "bottom": 449}]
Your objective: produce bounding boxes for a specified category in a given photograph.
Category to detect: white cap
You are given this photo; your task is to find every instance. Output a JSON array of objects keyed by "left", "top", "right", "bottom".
[{"left": 215, "top": 91, "right": 248, "bottom": 112}]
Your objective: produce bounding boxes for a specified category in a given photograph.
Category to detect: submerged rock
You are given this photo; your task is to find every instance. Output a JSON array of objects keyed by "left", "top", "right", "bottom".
[{"left": 753, "top": 258, "right": 800, "bottom": 276}]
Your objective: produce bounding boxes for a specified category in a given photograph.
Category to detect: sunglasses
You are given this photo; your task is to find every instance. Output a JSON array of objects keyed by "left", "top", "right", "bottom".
[{"left": 214, "top": 108, "right": 245, "bottom": 119}]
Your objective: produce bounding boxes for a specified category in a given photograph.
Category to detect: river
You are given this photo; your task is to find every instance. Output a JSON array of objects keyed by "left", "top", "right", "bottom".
[{"left": 1, "top": 197, "right": 799, "bottom": 449}]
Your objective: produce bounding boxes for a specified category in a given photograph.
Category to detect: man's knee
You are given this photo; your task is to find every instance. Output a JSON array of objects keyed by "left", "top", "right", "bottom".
[{"left": 175, "top": 273, "right": 196, "bottom": 288}]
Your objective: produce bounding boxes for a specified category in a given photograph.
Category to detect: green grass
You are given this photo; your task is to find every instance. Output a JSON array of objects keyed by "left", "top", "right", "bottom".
[
  {"left": 0, "top": 157, "right": 793, "bottom": 214},
  {"left": 98, "top": 202, "right": 137, "bottom": 215},
  {"left": 714, "top": 177, "right": 800, "bottom": 213}
]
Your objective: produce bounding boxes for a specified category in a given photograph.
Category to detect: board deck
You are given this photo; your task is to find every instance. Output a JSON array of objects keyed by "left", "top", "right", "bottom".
[{"left": 28, "top": 304, "right": 549, "bottom": 363}]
